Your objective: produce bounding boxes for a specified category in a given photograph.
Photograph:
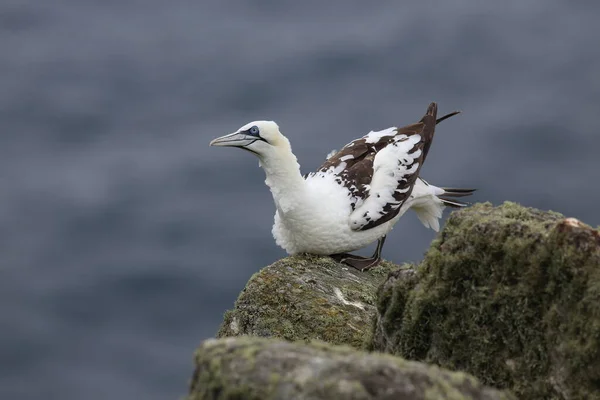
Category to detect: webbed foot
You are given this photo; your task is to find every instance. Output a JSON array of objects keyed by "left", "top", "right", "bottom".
[{"left": 330, "top": 235, "right": 386, "bottom": 272}]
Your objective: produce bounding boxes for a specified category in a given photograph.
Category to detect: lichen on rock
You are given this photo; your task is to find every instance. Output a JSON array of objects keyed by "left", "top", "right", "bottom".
[
  {"left": 370, "top": 201, "right": 600, "bottom": 399},
  {"left": 217, "top": 254, "right": 398, "bottom": 349},
  {"left": 188, "top": 336, "right": 514, "bottom": 400}
]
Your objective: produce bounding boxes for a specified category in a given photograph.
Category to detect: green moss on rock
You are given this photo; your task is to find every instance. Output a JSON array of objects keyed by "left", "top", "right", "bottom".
[
  {"left": 188, "top": 336, "right": 514, "bottom": 400},
  {"left": 370, "top": 202, "right": 600, "bottom": 399},
  {"left": 218, "top": 254, "right": 398, "bottom": 349}
]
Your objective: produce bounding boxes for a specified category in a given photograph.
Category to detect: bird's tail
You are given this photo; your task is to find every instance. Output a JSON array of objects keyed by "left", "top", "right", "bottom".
[
  {"left": 438, "top": 187, "right": 476, "bottom": 208},
  {"left": 412, "top": 201, "right": 444, "bottom": 232},
  {"left": 410, "top": 180, "right": 476, "bottom": 231}
]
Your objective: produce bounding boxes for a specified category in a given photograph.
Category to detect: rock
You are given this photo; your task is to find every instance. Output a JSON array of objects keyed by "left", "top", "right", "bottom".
[
  {"left": 188, "top": 336, "right": 514, "bottom": 400},
  {"left": 370, "top": 202, "right": 600, "bottom": 399},
  {"left": 218, "top": 254, "right": 397, "bottom": 349}
]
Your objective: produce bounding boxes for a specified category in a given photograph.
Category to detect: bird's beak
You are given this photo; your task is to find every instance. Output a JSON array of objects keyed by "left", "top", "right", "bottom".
[{"left": 210, "top": 132, "right": 256, "bottom": 148}]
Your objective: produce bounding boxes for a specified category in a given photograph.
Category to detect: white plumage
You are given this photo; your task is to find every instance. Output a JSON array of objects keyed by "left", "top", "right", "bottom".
[
  {"left": 272, "top": 172, "right": 446, "bottom": 255},
  {"left": 210, "top": 103, "right": 473, "bottom": 269}
]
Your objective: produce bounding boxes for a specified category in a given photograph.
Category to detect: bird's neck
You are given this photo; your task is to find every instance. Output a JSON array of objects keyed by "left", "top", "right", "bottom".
[{"left": 259, "top": 149, "right": 306, "bottom": 215}]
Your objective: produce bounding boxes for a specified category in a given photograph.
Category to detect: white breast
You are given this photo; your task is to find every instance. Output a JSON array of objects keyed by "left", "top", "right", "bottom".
[{"left": 271, "top": 172, "right": 398, "bottom": 255}]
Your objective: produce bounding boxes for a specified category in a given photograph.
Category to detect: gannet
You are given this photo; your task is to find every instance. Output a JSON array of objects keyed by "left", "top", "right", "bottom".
[{"left": 210, "top": 103, "right": 474, "bottom": 271}]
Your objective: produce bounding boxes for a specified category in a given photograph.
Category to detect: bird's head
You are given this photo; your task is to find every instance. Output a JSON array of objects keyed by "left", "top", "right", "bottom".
[{"left": 210, "top": 121, "right": 290, "bottom": 157}]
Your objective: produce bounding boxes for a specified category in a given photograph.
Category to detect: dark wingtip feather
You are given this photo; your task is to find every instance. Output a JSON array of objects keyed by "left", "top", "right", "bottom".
[
  {"left": 436, "top": 111, "right": 461, "bottom": 125},
  {"left": 441, "top": 187, "right": 477, "bottom": 198},
  {"left": 440, "top": 197, "right": 470, "bottom": 208},
  {"left": 440, "top": 187, "right": 476, "bottom": 207},
  {"left": 442, "top": 187, "right": 476, "bottom": 192},
  {"left": 426, "top": 102, "right": 438, "bottom": 117}
]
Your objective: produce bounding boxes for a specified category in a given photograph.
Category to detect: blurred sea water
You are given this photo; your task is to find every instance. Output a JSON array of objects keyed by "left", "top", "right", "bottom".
[{"left": 1, "top": 1, "right": 599, "bottom": 398}]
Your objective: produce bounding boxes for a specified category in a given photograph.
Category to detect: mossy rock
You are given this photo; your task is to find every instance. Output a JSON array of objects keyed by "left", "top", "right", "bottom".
[
  {"left": 370, "top": 201, "right": 600, "bottom": 399},
  {"left": 218, "top": 254, "right": 398, "bottom": 349},
  {"left": 188, "top": 336, "right": 514, "bottom": 400}
]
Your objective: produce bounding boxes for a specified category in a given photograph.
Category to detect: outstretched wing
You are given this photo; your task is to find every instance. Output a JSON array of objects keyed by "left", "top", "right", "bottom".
[{"left": 311, "top": 102, "right": 439, "bottom": 231}]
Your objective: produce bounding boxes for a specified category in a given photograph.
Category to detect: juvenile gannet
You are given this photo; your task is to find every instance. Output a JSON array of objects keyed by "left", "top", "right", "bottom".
[{"left": 210, "top": 103, "right": 474, "bottom": 271}]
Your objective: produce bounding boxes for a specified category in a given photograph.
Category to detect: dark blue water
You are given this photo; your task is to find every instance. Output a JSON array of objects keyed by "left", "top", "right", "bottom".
[{"left": 2, "top": 1, "right": 599, "bottom": 398}]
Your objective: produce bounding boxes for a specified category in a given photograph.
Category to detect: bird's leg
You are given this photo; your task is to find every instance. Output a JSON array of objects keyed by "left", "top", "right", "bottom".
[{"left": 330, "top": 236, "right": 387, "bottom": 272}]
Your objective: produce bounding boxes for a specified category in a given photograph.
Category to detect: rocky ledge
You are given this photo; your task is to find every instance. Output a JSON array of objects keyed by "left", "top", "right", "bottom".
[
  {"left": 188, "top": 202, "right": 599, "bottom": 400},
  {"left": 370, "top": 202, "right": 600, "bottom": 399},
  {"left": 217, "top": 254, "right": 397, "bottom": 349},
  {"left": 189, "top": 336, "right": 512, "bottom": 400}
]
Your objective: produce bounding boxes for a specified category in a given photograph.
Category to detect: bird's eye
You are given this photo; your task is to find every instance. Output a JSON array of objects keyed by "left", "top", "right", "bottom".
[{"left": 249, "top": 126, "right": 259, "bottom": 135}]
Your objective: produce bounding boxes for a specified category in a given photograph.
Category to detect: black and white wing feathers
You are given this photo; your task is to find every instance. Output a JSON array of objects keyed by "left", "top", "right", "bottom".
[{"left": 313, "top": 102, "right": 439, "bottom": 231}]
